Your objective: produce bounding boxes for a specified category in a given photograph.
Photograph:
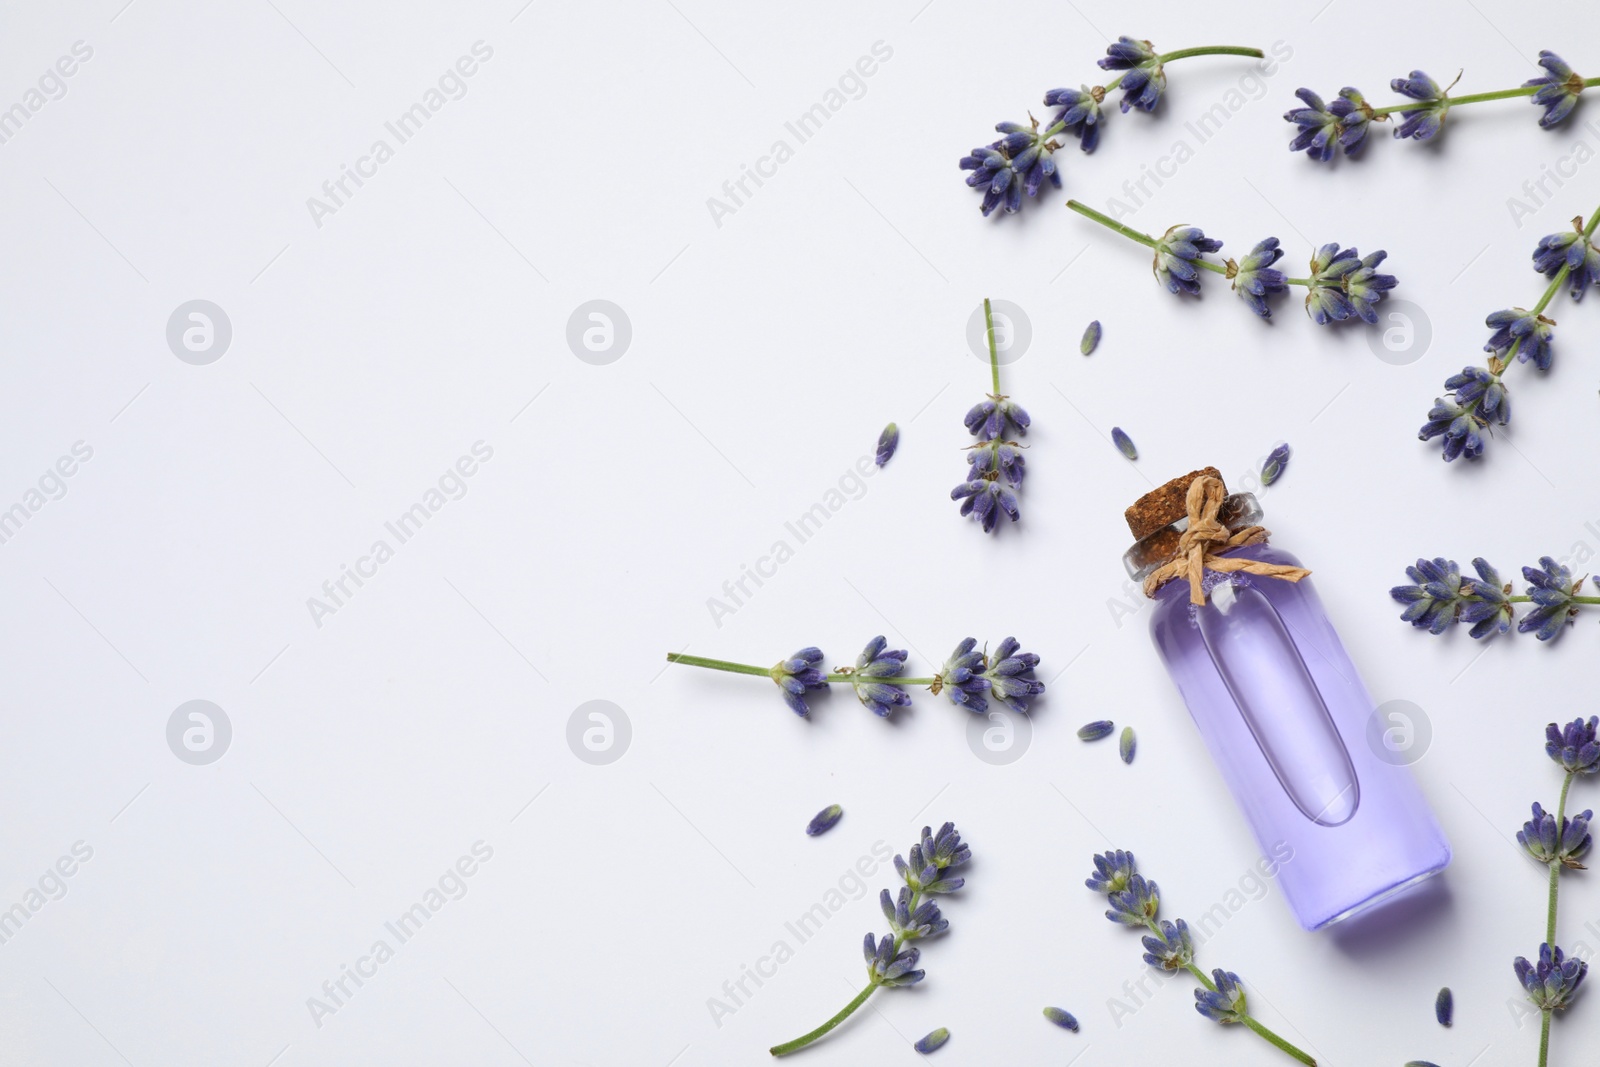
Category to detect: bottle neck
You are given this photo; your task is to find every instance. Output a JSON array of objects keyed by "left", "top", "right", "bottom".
[{"left": 1121, "top": 492, "right": 1264, "bottom": 583}]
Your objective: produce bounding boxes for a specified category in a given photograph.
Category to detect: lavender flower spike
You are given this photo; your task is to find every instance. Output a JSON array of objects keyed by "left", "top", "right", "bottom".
[{"left": 770, "top": 823, "right": 972, "bottom": 1056}]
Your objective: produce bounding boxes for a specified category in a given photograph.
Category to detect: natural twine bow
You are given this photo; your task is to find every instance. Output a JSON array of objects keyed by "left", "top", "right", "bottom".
[{"left": 1142, "top": 475, "right": 1311, "bottom": 605}]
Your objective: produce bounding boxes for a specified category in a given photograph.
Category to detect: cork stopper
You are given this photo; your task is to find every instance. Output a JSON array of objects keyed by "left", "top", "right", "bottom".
[
  {"left": 1124, "top": 467, "right": 1226, "bottom": 568},
  {"left": 1125, "top": 467, "right": 1226, "bottom": 538}
]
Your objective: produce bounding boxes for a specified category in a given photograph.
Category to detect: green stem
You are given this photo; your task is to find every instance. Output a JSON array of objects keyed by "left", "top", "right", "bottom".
[
  {"left": 1067, "top": 200, "right": 1233, "bottom": 278},
  {"left": 983, "top": 297, "right": 1000, "bottom": 395},
  {"left": 1506, "top": 596, "right": 1600, "bottom": 606},
  {"left": 1067, "top": 199, "right": 1159, "bottom": 248},
  {"left": 1241, "top": 1016, "right": 1318, "bottom": 1066},
  {"left": 1549, "top": 772, "right": 1575, "bottom": 944},
  {"left": 665, "top": 653, "right": 771, "bottom": 677},
  {"left": 769, "top": 983, "right": 880, "bottom": 1056},
  {"left": 1100, "top": 46, "right": 1264, "bottom": 92},
  {"left": 1369, "top": 78, "right": 1600, "bottom": 117},
  {"left": 1158, "top": 46, "right": 1264, "bottom": 64},
  {"left": 1540, "top": 1009, "right": 1552, "bottom": 1067},
  {"left": 1184, "top": 961, "right": 1216, "bottom": 991}
]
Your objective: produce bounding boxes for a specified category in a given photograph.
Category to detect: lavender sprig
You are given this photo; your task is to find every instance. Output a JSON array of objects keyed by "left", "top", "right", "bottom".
[
  {"left": 961, "top": 39, "right": 1264, "bottom": 216},
  {"left": 1085, "top": 850, "right": 1316, "bottom": 1065},
  {"left": 1391, "top": 556, "right": 1600, "bottom": 643},
  {"left": 665, "top": 636, "right": 1044, "bottom": 719},
  {"left": 770, "top": 823, "right": 970, "bottom": 1056},
  {"left": 1285, "top": 51, "right": 1598, "bottom": 160},
  {"left": 1515, "top": 717, "right": 1596, "bottom": 1067},
  {"left": 1420, "top": 206, "right": 1600, "bottom": 461},
  {"left": 953, "top": 298, "right": 1029, "bottom": 534},
  {"left": 1066, "top": 201, "right": 1396, "bottom": 327}
]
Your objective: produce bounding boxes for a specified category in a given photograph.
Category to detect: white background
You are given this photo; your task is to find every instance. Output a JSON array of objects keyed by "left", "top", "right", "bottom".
[{"left": 2, "top": 1, "right": 1599, "bottom": 1064}]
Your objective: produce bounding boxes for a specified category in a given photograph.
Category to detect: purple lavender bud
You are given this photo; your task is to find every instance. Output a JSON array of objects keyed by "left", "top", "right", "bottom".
[
  {"left": 913, "top": 1028, "right": 950, "bottom": 1053},
  {"left": 806, "top": 804, "right": 843, "bottom": 837},
  {"left": 1261, "top": 443, "right": 1291, "bottom": 486},
  {"left": 1042, "top": 1006, "right": 1079, "bottom": 1031},
  {"left": 875, "top": 422, "right": 899, "bottom": 467},
  {"left": 1119, "top": 726, "right": 1137, "bottom": 764},
  {"left": 1435, "top": 986, "right": 1453, "bottom": 1026},
  {"left": 1077, "top": 720, "right": 1115, "bottom": 741},
  {"left": 1080, "top": 320, "right": 1102, "bottom": 355},
  {"left": 1111, "top": 427, "right": 1137, "bottom": 460}
]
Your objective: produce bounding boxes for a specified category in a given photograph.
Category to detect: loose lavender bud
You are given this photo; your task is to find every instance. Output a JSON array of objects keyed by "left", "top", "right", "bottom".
[
  {"left": 1077, "top": 720, "right": 1115, "bottom": 741},
  {"left": 1435, "top": 986, "right": 1453, "bottom": 1026},
  {"left": 1112, "top": 427, "right": 1137, "bottom": 460},
  {"left": 1120, "top": 726, "right": 1137, "bottom": 764},
  {"left": 1042, "top": 1006, "right": 1079, "bottom": 1031},
  {"left": 1080, "top": 320, "right": 1102, "bottom": 355},
  {"left": 875, "top": 422, "right": 899, "bottom": 467},
  {"left": 806, "top": 804, "right": 843, "bottom": 837},
  {"left": 913, "top": 1028, "right": 950, "bottom": 1053},
  {"left": 1260, "top": 443, "right": 1290, "bottom": 486}
]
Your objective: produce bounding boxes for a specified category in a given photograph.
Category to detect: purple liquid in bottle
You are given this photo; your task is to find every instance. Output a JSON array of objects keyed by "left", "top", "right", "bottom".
[{"left": 1126, "top": 471, "right": 1450, "bottom": 930}]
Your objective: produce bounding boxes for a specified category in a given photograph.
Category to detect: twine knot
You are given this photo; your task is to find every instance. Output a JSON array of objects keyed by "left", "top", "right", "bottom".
[{"left": 1141, "top": 475, "right": 1311, "bottom": 605}]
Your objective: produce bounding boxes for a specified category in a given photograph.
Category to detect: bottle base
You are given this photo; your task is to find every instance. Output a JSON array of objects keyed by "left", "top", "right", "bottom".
[{"left": 1306, "top": 856, "right": 1451, "bottom": 931}]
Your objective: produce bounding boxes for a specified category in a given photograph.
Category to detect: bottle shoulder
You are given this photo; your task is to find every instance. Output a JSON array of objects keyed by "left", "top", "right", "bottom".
[{"left": 1146, "top": 541, "right": 1308, "bottom": 621}]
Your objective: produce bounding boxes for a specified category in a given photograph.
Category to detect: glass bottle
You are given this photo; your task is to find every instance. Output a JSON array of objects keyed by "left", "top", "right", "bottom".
[{"left": 1123, "top": 468, "right": 1450, "bottom": 930}]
